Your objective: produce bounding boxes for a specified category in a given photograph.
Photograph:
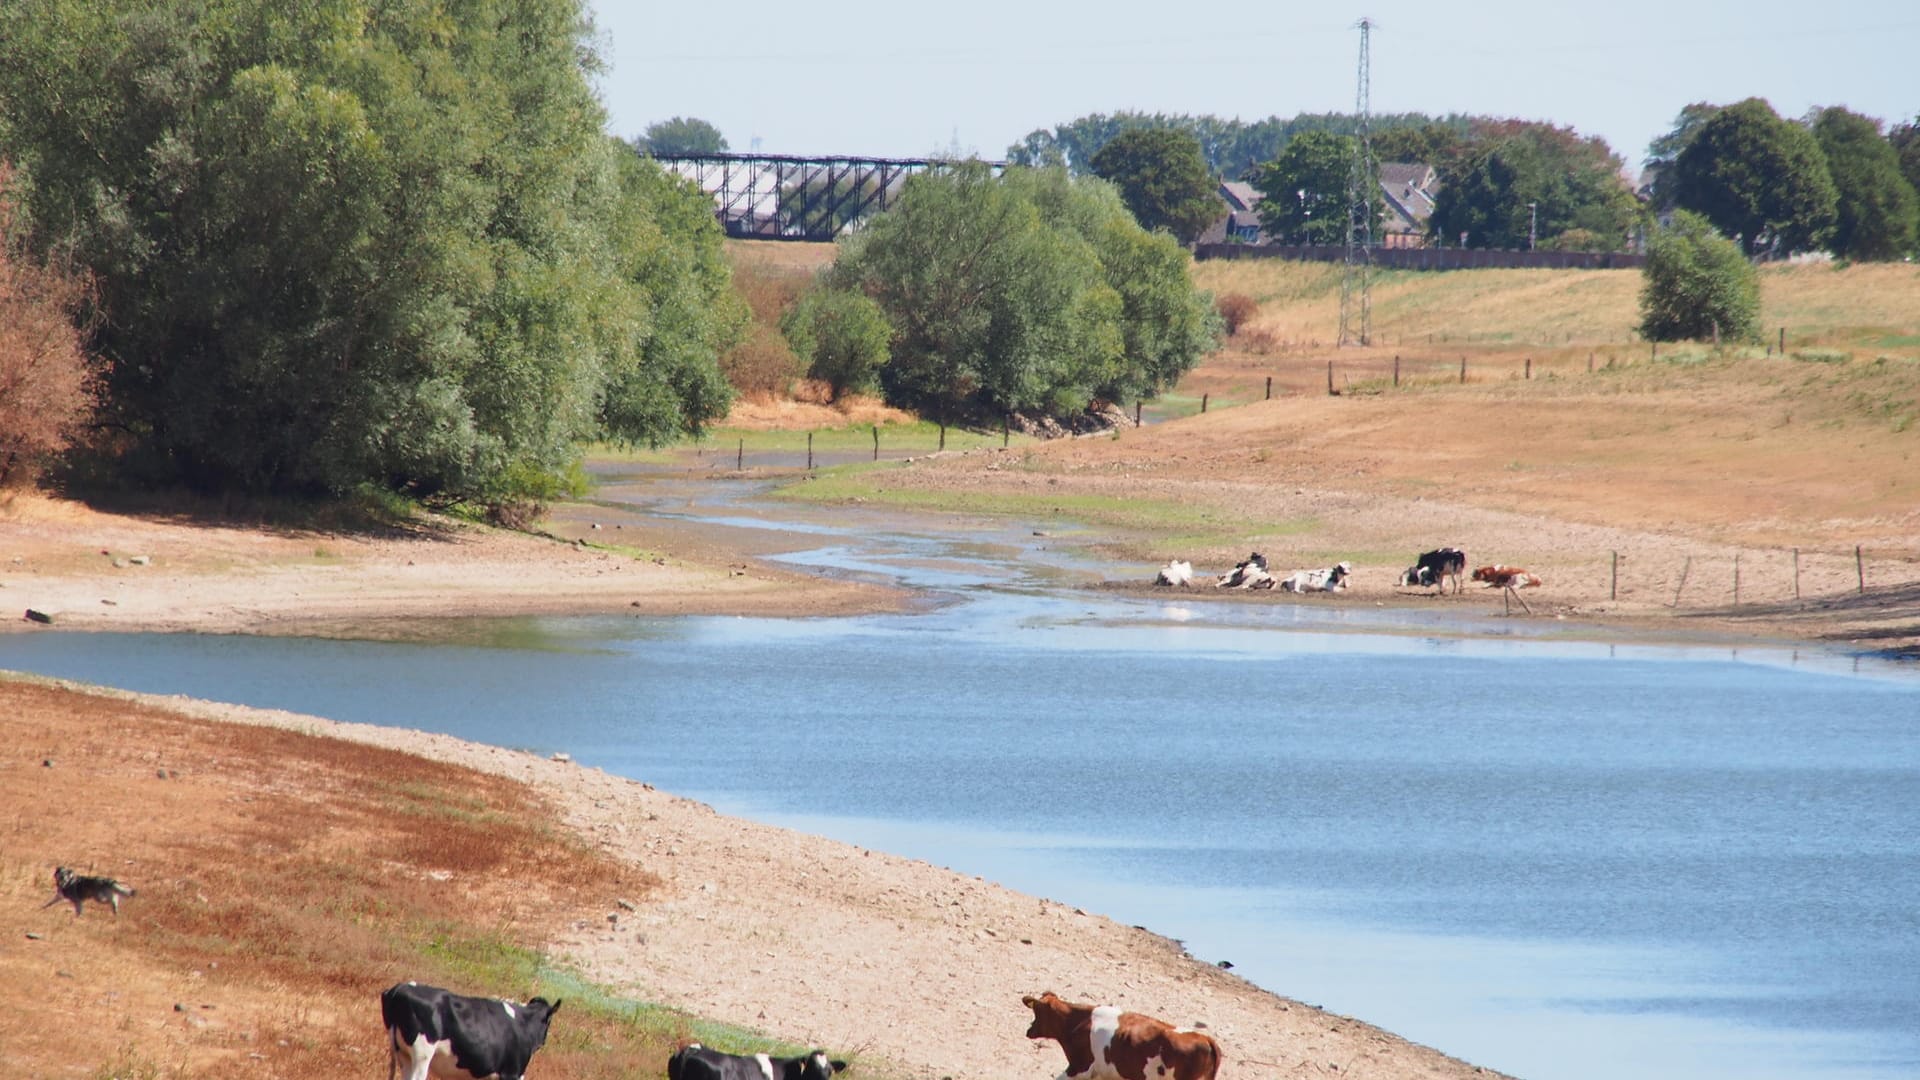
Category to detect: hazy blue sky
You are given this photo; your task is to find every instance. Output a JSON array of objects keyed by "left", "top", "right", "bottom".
[{"left": 586, "top": 1, "right": 1917, "bottom": 174}]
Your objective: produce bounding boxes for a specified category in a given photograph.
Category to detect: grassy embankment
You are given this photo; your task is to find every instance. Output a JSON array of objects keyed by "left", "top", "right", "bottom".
[
  {"left": 0, "top": 677, "right": 893, "bottom": 1079},
  {"left": 743, "top": 255, "right": 1920, "bottom": 567}
]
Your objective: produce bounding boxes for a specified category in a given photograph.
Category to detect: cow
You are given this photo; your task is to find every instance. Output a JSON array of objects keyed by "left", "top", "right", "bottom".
[
  {"left": 381, "top": 982, "right": 561, "bottom": 1080},
  {"left": 667, "top": 1042, "right": 847, "bottom": 1080},
  {"left": 1471, "top": 565, "right": 1542, "bottom": 589},
  {"left": 1399, "top": 547, "right": 1467, "bottom": 593},
  {"left": 1154, "top": 560, "right": 1194, "bottom": 588},
  {"left": 1214, "top": 552, "right": 1271, "bottom": 589},
  {"left": 1021, "top": 991, "right": 1221, "bottom": 1080},
  {"left": 1277, "top": 560, "right": 1352, "bottom": 593}
]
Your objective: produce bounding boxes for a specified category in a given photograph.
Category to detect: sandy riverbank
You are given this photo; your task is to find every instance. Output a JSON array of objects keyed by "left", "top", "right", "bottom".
[{"left": 0, "top": 490, "right": 905, "bottom": 636}]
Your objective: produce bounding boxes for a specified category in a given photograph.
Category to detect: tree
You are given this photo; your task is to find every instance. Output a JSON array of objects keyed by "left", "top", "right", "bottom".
[
  {"left": 831, "top": 163, "right": 1218, "bottom": 421},
  {"left": 1811, "top": 107, "right": 1919, "bottom": 260},
  {"left": 1892, "top": 117, "right": 1920, "bottom": 201},
  {"left": 0, "top": 162, "right": 98, "bottom": 487},
  {"left": 635, "top": 116, "right": 728, "bottom": 156},
  {"left": 1428, "top": 122, "right": 1638, "bottom": 250},
  {"left": 1371, "top": 122, "right": 1474, "bottom": 175},
  {"left": 1249, "top": 131, "right": 1367, "bottom": 245},
  {"left": 0, "top": 0, "right": 740, "bottom": 504},
  {"left": 1670, "top": 98, "right": 1838, "bottom": 256},
  {"left": 1642, "top": 102, "right": 1724, "bottom": 206},
  {"left": 1088, "top": 128, "right": 1220, "bottom": 243},
  {"left": 781, "top": 286, "right": 892, "bottom": 401},
  {"left": 1638, "top": 210, "right": 1760, "bottom": 344}
]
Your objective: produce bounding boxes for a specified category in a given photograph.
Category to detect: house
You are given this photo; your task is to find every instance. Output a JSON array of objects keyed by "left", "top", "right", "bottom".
[
  {"left": 1378, "top": 162, "right": 1440, "bottom": 248},
  {"left": 1197, "top": 180, "right": 1267, "bottom": 245}
]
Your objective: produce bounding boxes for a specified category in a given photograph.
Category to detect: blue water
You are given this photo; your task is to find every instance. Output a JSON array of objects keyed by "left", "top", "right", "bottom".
[{"left": 3, "top": 495, "right": 1917, "bottom": 1080}]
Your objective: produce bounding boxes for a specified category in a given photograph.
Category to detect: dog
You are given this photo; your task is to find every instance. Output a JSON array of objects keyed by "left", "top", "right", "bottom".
[{"left": 43, "top": 867, "right": 135, "bottom": 918}]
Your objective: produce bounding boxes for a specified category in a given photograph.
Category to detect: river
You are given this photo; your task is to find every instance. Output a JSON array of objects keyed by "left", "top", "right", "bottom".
[{"left": 3, "top": 470, "right": 1916, "bottom": 1080}]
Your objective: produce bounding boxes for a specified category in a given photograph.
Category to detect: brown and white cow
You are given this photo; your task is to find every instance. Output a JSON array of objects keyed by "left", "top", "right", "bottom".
[
  {"left": 1472, "top": 564, "right": 1543, "bottom": 589},
  {"left": 1022, "top": 992, "right": 1221, "bottom": 1080}
]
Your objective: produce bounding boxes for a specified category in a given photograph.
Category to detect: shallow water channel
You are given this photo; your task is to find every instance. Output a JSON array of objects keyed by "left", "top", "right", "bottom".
[{"left": 5, "top": 469, "right": 1918, "bottom": 1080}]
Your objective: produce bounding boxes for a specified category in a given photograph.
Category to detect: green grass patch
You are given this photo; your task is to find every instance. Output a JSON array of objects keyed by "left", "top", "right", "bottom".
[{"left": 777, "top": 466, "right": 1313, "bottom": 543}]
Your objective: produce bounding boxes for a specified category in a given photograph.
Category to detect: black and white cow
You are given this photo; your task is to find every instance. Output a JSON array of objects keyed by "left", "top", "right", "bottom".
[
  {"left": 1398, "top": 547, "right": 1467, "bottom": 593},
  {"left": 1277, "top": 560, "right": 1352, "bottom": 593},
  {"left": 667, "top": 1042, "right": 848, "bottom": 1080},
  {"left": 1214, "top": 552, "right": 1272, "bottom": 589},
  {"left": 382, "top": 982, "right": 561, "bottom": 1080}
]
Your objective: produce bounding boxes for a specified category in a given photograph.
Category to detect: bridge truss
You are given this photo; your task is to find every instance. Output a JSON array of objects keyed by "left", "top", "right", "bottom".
[{"left": 650, "top": 154, "right": 1001, "bottom": 242}]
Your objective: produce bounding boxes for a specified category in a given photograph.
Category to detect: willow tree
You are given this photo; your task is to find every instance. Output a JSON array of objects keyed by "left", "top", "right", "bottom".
[
  {"left": 0, "top": 0, "right": 740, "bottom": 503},
  {"left": 832, "top": 163, "right": 1219, "bottom": 421}
]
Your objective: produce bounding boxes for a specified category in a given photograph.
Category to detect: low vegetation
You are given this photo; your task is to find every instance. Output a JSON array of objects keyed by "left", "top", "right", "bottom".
[{"left": 0, "top": 678, "right": 879, "bottom": 1079}]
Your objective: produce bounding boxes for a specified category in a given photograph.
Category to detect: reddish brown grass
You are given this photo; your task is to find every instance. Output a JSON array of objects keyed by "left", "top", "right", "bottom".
[{"left": 0, "top": 680, "right": 660, "bottom": 1078}]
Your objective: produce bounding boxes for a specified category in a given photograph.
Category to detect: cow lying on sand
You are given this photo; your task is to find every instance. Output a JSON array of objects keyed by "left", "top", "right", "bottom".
[
  {"left": 1399, "top": 547, "right": 1466, "bottom": 593},
  {"left": 668, "top": 1042, "right": 846, "bottom": 1080},
  {"left": 1155, "top": 560, "right": 1195, "bottom": 588},
  {"left": 382, "top": 982, "right": 560, "bottom": 1080},
  {"left": 1214, "top": 553, "right": 1271, "bottom": 589},
  {"left": 1472, "top": 564, "right": 1542, "bottom": 588},
  {"left": 1278, "top": 561, "right": 1352, "bottom": 593},
  {"left": 1022, "top": 991, "right": 1222, "bottom": 1080}
]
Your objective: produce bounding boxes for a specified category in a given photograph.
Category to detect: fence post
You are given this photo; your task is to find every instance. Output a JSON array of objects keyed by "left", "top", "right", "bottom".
[
  {"left": 872, "top": 425, "right": 879, "bottom": 462},
  {"left": 1328, "top": 361, "right": 1335, "bottom": 395},
  {"left": 1779, "top": 327, "right": 1786, "bottom": 355},
  {"left": 1525, "top": 357, "right": 1532, "bottom": 379},
  {"left": 1671, "top": 556, "right": 1692, "bottom": 607},
  {"left": 737, "top": 438, "right": 743, "bottom": 471},
  {"left": 1135, "top": 401, "right": 1142, "bottom": 427},
  {"left": 807, "top": 431, "right": 814, "bottom": 470},
  {"left": 1857, "top": 545, "right": 1865, "bottom": 593},
  {"left": 1459, "top": 356, "right": 1466, "bottom": 384},
  {"left": 1393, "top": 356, "right": 1400, "bottom": 387},
  {"left": 1265, "top": 375, "right": 1272, "bottom": 400},
  {"left": 1610, "top": 550, "right": 1618, "bottom": 601},
  {"left": 1201, "top": 393, "right": 1209, "bottom": 413},
  {"left": 938, "top": 422, "right": 946, "bottom": 451}
]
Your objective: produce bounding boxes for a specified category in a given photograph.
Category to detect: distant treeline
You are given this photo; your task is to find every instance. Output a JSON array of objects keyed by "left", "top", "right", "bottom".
[{"left": 1007, "top": 111, "right": 1478, "bottom": 179}]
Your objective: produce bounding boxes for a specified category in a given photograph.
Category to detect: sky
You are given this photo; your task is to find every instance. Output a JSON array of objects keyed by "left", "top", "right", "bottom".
[{"left": 585, "top": 1, "right": 1918, "bottom": 175}]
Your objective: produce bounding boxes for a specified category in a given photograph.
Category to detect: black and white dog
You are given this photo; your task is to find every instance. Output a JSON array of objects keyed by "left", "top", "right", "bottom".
[{"left": 43, "top": 867, "right": 135, "bottom": 917}]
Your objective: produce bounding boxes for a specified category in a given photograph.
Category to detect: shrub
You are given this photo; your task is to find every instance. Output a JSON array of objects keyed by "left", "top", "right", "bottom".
[
  {"left": 0, "top": 162, "right": 98, "bottom": 487},
  {"left": 1638, "top": 210, "right": 1761, "bottom": 344},
  {"left": 1216, "top": 292, "right": 1260, "bottom": 336},
  {"left": 780, "top": 286, "right": 891, "bottom": 402},
  {"left": 718, "top": 322, "right": 803, "bottom": 400}
]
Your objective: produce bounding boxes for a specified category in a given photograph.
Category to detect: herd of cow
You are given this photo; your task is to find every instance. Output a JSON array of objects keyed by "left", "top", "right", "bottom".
[
  {"left": 47, "top": 857, "right": 1224, "bottom": 1079},
  {"left": 1155, "top": 546, "right": 1543, "bottom": 594},
  {"left": 378, "top": 981, "right": 1225, "bottom": 1080}
]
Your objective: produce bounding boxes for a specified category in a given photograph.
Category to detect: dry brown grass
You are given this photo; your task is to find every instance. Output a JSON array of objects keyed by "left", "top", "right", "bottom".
[
  {"left": 0, "top": 680, "right": 665, "bottom": 1079},
  {"left": 1190, "top": 258, "right": 1920, "bottom": 357}
]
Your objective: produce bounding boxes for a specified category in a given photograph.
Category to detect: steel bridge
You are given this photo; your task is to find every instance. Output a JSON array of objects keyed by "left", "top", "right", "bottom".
[{"left": 651, "top": 153, "right": 1004, "bottom": 242}]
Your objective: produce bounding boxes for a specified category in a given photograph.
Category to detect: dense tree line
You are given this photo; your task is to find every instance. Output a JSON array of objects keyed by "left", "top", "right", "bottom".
[
  {"left": 0, "top": 0, "right": 742, "bottom": 507},
  {"left": 1007, "top": 111, "right": 1474, "bottom": 181},
  {"left": 1654, "top": 99, "right": 1918, "bottom": 260}
]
